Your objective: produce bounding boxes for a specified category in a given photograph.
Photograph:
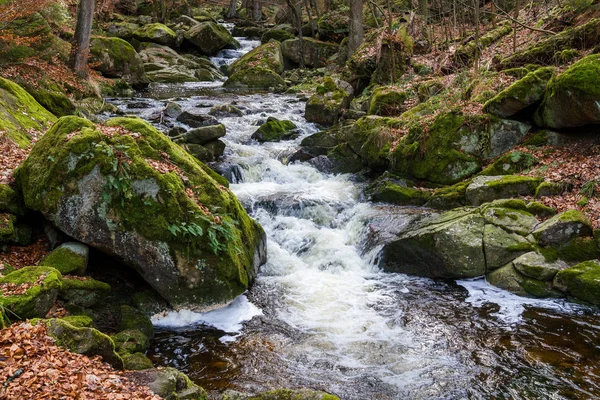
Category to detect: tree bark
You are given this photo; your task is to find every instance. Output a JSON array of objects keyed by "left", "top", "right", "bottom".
[
  {"left": 253, "top": 0, "right": 262, "bottom": 21},
  {"left": 348, "top": 0, "right": 364, "bottom": 56},
  {"left": 227, "top": 0, "right": 238, "bottom": 18},
  {"left": 69, "top": 0, "right": 95, "bottom": 79},
  {"left": 286, "top": 0, "right": 304, "bottom": 67}
]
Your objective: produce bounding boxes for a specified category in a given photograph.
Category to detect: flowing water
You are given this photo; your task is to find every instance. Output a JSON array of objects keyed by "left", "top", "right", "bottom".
[{"left": 106, "top": 29, "right": 600, "bottom": 399}]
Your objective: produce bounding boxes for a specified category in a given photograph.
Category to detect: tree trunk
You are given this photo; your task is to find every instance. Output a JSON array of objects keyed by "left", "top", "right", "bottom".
[
  {"left": 69, "top": 0, "right": 95, "bottom": 79},
  {"left": 419, "top": 0, "right": 428, "bottom": 22},
  {"left": 286, "top": 0, "right": 304, "bottom": 67},
  {"left": 227, "top": 0, "right": 238, "bottom": 18},
  {"left": 348, "top": 0, "right": 364, "bottom": 56},
  {"left": 253, "top": 0, "right": 262, "bottom": 21}
]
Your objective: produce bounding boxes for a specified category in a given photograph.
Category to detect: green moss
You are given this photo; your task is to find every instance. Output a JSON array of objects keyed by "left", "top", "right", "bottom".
[
  {"left": 521, "top": 278, "right": 556, "bottom": 298},
  {"left": 554, "top": 260, "right": 600, "bottom": 305},
  {"left": 368, "top": 87, "right": 409, "bottom": 116},
  {"left": 27, "top": 88, "right": 75, "bottom": 117},
  {"left": 247, "top": 389, "right": 340, "bottom": 400},
  {"left": 554, "top": 49, "right": 579, "bottom": 64},
  {"left": 0, "top": 77, "right": 57, "bottom": 148},
  {"left": 59, "top": 276, "right": 111, "bottom": 308},
  {"left": 525, "top": 201, "right": 556, "bottom": 218},
  {"left": 370, "top": 181, "right": 431, "bottom": 206},
  {"left": 556, "top": 236, "right": 600, "bottom": 262},
  {"left": 113, "top": 329, "right": 149, "bottom": 355},
  {"left": 223, "top": 66, "right": 286, "bottom": 91},
  {"left": 132, "top": 23, "right": 176, "bottom": 45},
  {"left": 262, "top": 29, "right": 294, "bottom": 43},
  {"left": 62, "top": 315, "right": 93, "bottom": 328},
  {"left": 485, "top": 175, "right": 541, "bottom": 190},
  {"left": 228, "top": 41, "right": 283, "bottom": 76},
  {"left": 252, "top": 117, "right": 298, "bottom": 142},
  {"left": 453, "top": 23, "right": 512, "bottom": 66},
  {"left": 39, "top": 247, "right": 86, "bottom": 275},
  {"left": 480, "top": 151, "right": 537, "bottom": 175},
  {"left": 122, "top": 352, "right": 154, "bottom": 370},
  {"left": 0, "top": 266, "right": 62, "bottom": 319},
  {"left": 426, "top": 180, "right": 470, "bottom": 209},
  {"left": 119, "top": 305, "right": 154, "bottom": 340},
  {"left": 548, "top": 54, "right": 600, "bottom": 97},
  {"left": 0, "top": 213, "right": 16, "bottom": 241}
]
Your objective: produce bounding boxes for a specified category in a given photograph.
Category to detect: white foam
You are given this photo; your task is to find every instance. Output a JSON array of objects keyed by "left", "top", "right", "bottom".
[
  {"left": 457, "top": 277, "right": 579, "bottom": 326},
  {"left": 151, "top": 294, "right": 262, "bottom": 334}
]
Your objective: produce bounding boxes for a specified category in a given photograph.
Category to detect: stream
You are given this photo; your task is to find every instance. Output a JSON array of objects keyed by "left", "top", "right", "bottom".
[{"left": 106, "top": 26, "right": 600, "bottom": 399}]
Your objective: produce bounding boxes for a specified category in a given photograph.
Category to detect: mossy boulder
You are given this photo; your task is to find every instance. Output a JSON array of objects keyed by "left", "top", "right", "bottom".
[
  {"left": 262, "top": 29, "right": 294, "bottom": 43},
  {"left": 173, "top": 124, "right": 226, "bottom": 146},
  {"left": 554, "top": 260, "right": 600, "bottom": 305},
  {"left": 15, "top": 116, "right": 267, "bottom": 310},
  {"left": 184, "top": 21, "right": 240, "bottom": 55},
  {"left": 126, "top": 367, "right": 208, "bottom": 400},
  {"left": 0, "top": 266, "right": 62, "bottom": 319},
  {"left": 480, "top": 151, "right": 537, "bottom": 176},
  {"left": 483, "top": 67, "right": 555, "bottom": 118},
  {"left": 90, "top": 36, "right": 149, "bottom": 89},
  {"left": 251, "top": 117, "right": 298, "bottom": 142},
  {"left": 533, "top": 210, "right": 593, "bottom": 247},
  {"left": 113, "top": 329, "right": 150, "bottom": 355},
  {"left": 0, "top": 184, "right": 26, "bottom": 216},
  {"left": 119, "top": 305, "right": 154, "bottom": 340},
  {"left": 133, "top": 23, "right": 177, "bottom": 47},
  {"left": 244, "top": 388, "right": 340, "bottom": 400},
  {"left": 367, "top": 173, "right": 431, "bottom": 206},
  {"left": 512, "top": 251, "right": 568, "bottom": 281},
  {"left": 223, "top": 67, "right": 287, "bottom": 91},
  {"left": 483, "top": 223, "right": 534, "bottom": 270},
  {"left": 534, "top": 55, "right": 600, "bottom": 129},
  {"left": 228, "top": 41, "right": 284, "bottom": 76},
  {"left": 39, "top": 242, "right": 89, "bottom": 275},
  {"left": 122, "top": 352, "right": 154, "bottom": 370},
  {"left": 0, "top": 213, "right": 32, "bottom": 246},
  {"left": 139, "top": 44, "right": 223, "bottom": 83},
  {"left": 305, "top": 77, "right": 352, "bottom": 126},
  {"left": 281, "top": 38, "right": 339, "bottom": 68},
  {"left": 465, "top": 175, "right": 542, "bottom": 206},
  {"left": 45, "top": 318, "right": 123, "bottom": 369},
  {"left": 344, "top": 116, "right": 398, "bottom": 171},
  {"left": 453, "top": 23, "right": 512, "bottom": 67},
  {"left": 105, "top": 21, "right": 140, "bottom": 40},
  {"left": 367, "top": 87, "right": 410, "bottom": 116},
  {"left": 0, "top": 77, "right": 57, "bottom": 148},
  {"left": 59, "top": 276, "right": 111, "bottom": 308},
  {"left": 390, "top": 111, "right": 531, "bottom": 185},
  {"left": 486, "top": 263, "right": 559, "bottom": 298},
  {"left": 208, "top": 104, "right": 244, "bottom": 118}
]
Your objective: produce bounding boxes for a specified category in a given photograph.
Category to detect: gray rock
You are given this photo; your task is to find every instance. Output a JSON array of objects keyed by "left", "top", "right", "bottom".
[
  {"left": 176, "top": 110, "right": 219, "bottom": 127},
  {"left": 533, "top": 210, "right": 593, "bottom": 246},
  {"left": 512, "top": 251, "right": 568, "bottom": 280},
  {"left": 176, "top": 124, "right": 226, "bottom": 145},
  {"left": 466, "top": 175, "right": 542, "bottom": 206},
  {"left": 483, "top": 224, "right": 533, "bottom": 270}
]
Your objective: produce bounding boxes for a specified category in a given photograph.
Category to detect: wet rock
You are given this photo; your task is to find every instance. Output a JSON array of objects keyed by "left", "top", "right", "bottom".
[
  {"left": 126, "top": 367, "right": 207, "bottom": 399},
  {"left": 16, "top": 116, "right": 266, "bottom": 309},
  {"left": 168, "top": 126, "right": 187, "bottom": 137},
  {"left": 465, "top": 175, "right": 543, "bottom": 206},
  {"left": 483, "top": 224, "right": 533, "bottom": 270},
  {"left": 184, "top": 21, "right": 240, "bottom": 55},
  {"left": 486, "top": 263, "right": 559, "bottom": 298},
  {"left": 0, "top": 266, "right": 62, "bottom": 319},
  {"left": 122, "top": 353, "right": 154, "bottom": 370},
  {"left": 305, "top": 77, "right": 353, "bottom": 126},
  {"left": 176, "top": 110, "right": 219, "bottom": 127},
  {"left": 209, "top": 104, "right": 244, "bottom": 118},
  {"left": 119, "top": 305, "right": 154, "bottom": 340},
  {"left": 113, "top": 329, "right": 149, "bottom": 355},
  {"left": 163, "top": 101, "right": 183, "bottom": 119},
  {"left": 512, "top": 251, "right": 568, "bottom": 281},
  {"left": 533, "top": 210, "right": 593, "bottom": 247},
  {"left": 174, "top": 124, "right": 226, "bottom": 145},
  {"left": 89, "top": 36, "right": 149, "bottom": 89},
  {"left": 251, "top": 117, "right": 298, "bottom": 142},
  {"left": 39, "top": 242, "right": 89, "bottom": 275},
  {"left": 228, "top": 41, "right": 284, "bottom": 76},
  {"left": 223, "top": 67, "right": 287, "bottom": 91},
  {"left": 212, "top": 163, "right": 244, "bottom": 184},
  {"left": 225, "top": 388, "right": 340, "bottom": 400},
  {"left": 59, "top": 276, "right": 111, "bottom": 308},
  {"left": 203, "top": 139, "right": 226, "bottom": 160},
  {"left": 554, "top": 260, "right": 600, "bottom": 304}
]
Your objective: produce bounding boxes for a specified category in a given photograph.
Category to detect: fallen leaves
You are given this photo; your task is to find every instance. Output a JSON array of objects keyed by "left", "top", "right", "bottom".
[
  {"left": 0, "top": 322, "right": 162, "bottom": 400},
  {"left": 0, "top": 132, "right": 31, "bottom": 185},
  {"left": 0, "top": 239, "right": 50, "bottom": 273}
]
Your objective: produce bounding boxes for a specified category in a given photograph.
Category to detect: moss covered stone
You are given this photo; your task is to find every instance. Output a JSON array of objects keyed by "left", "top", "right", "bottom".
[
  {"left": 15, "top": 116, "right": 266, "bottom": 310},
  {"left": 245, "top": 389, "right": 340, "bottom": 400},
  {"left": 483, "top": 67, "right": 555, "bottom": 118},
  {"left": 483, "top": 224, "right": 533, "bottom": 270},
  {"left": 61, "top": 315, "right": 93, "bottom": 328},
  {"left": 305, "top": 77, "right": 352, "bottom": 126},
  {"left": 228, "top": 41, "right": 284, "bottom": 76},
  {"left": 127, "top": 367, "right": 208, "bottom": 400},
  {"left": 534, "top": 54, "right": 600, "bottom": 129},
  {"left": 367, "top": 87, "right": 409, "bottom": 116},
  {"left": 139, "top": 44, "right": 223, "bottom": 83},
  {"left": 465, "top": 175, "right": 542, "bottom": 206},
  {"left": 281, "top": 38, "right": 339, "bottom": 68},
  {"left": 251, "top": 117, "right": 298, "bottom": 142},
  {"left": 0, "top": 266, "right": 62, "bottom": 319},
  {"left": 368, "top": 175, "right": 431, "bottom": 206},
  {"left": 223, "top": 67, "right": 287, "bottom": 91},
  {"left": 184, "top": 22, "right": 240, "bottom": 55},
  {"left": 90, "top": 37, "right": 149, "bottom": 89},
  {"left": 46, "top": 318, "right": 123, "bottom": 369},
  {"left": 487, "top": 262, "right": 560, "bottom": 298},
  {"left": 533, "top": 210, "right": 593, "bottom": 246},
  {"left": 39, "top": 242, "right": 89, "bottom": 275},
  {"left": 512, "top": 251, "right": 567, "bottom": 280},
  {"left": 59, "top": 276, "right": 111, "bottom": 308},
  {"left": 0, "top": 184, "right": 26, "bottom": 216},
  {"left": 453, "top": 23, "right": 512, "bottom": 66},
  {"left": 0, "top": 77, "right": 57, "bottom": 148},
  {"left": 554, "top": 260, "right": 600, "bottom": 305},
  {"left": 122, "top": 352, "right": 154, "bottom": 370},
  {"left": 119, "top": 305, "right": 154, "bottom": 340},
  {"left": 113, "top": 329, "right": 149, "bottom": 355},
  {"left": 262, "top": 29, "right": 294, "bottom": 43},
  {"left": 480, "top": 151, "right": 537, "bottom": 176},
  {"left": 132, "top": 23, "right": 176, "bottom": 47}
]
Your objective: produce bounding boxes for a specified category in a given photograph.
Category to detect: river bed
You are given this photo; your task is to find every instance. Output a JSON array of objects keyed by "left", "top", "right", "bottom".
[{"left": 105, "top": 29, "right": 600, "bottom": 400}]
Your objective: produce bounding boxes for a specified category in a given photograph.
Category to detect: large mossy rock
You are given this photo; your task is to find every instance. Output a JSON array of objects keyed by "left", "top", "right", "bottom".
[
  {"left": 15, "top": 116, "right": 266, "bottom": 310},
  {"left": 126, "top": 367, "right": 208, "bottom": 400},
  {"left": 132, "top": 23, "right": 177, "bottom": 47},
  {"left": 251, "top": 117, "right": 298, "bottom": 142},
  {"left": 0, "top": 77, "right": 57, "bottom": 148},
  {"left": 452, "top": 23, "right": 512, "bottom": 67},
  {"left": 90, "top": 37, "right": 149, "bottom": 89},
  {"left": 228, "top": 40, "right": 284, "bottom": 76},
  {"left": 305, "top": 77, "right": 353, "bottom": 126},
  {"left": 554, "top": 260, "right": 600, "bottom": 305},
  {"left": 389, "top": 111, "right": 531, "bottom": 184},
  {"left": 0, "top": 184, "right": 26, "bottom": 216},
  {"left": 223, "top": 66, "right": 286, "bottom": 91},
  {"left": 0, "top": 266, "right": 62, "bottom": 319},
  {"left": 239, "top": 388, "right": 340, "bottom": 400},
  {"left": 483, "top": 67, "right": 555, "bottom": 118},
  {"left": 534, "top": 55, "right": 600, "bottom": 129},
  {"left": 465, "top": 175, "right": 543, "bottom": 206},
  {"left": 39, "top": 242, "right": 89, "bottom": 275},
  {"left": 59, "top": 276, "right": 111, "bottom": 308},
  {"left": 317, "top": 10, "right": 349, "bottom": 42},
  {"left": 45, "top": 318, "right": 123, "bottom": 369},
  {"left": 184, "top": 21, "right": 240, "bottom": 55},
  {"left": 367, "top": 86, "right": 410, "bottom": 116},
  {"left": 281, "top": 38, "right": 339, "bottom": 68},
  {"left": 140, "top": 43, "right": 223, "bottom": 83}
]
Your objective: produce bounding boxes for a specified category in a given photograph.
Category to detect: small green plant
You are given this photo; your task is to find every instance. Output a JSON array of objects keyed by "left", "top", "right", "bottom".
[
  {"left": 580, "top": 180, "right": 596, "bottom": 198},
  {"left": 168, "top": 213, "right": 239, "bottom": 259}
]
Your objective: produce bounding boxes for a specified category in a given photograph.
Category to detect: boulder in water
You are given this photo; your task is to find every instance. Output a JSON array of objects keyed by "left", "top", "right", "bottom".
[
  {"left": 251, "top": 117, "right": 298, "bottom": 142},
  {"left": 184, "top": 21, "right": 240, "bottom": 55},
  {"left": 228, "top": 41, "right": 285, "bottom": 76},
  {"left": 176, "top": 110, "right": 219, "bottom": 127},
  {"left": 132, "top": 23, "right": 177, "bottom": 47},
  {"left": 89, "top": 37, "right": 149, "bottom": 89},
  {"left": 223, "top": 67, "right": 287, "bottom": 91},
  {"left": 16, "top": 116, "right": 266, "bottom": 309},
  {"left": 305, "top": 77, "right": 353, "bottom": 126}
]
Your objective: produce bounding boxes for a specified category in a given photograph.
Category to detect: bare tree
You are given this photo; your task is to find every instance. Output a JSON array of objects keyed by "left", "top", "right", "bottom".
[
  {"left": 227, "top": 0, "right": 238, "bottom": 18},
  {"left": 69, "top": 0, "right": 94, "bottom": 79},
  {"left": 348, "top": 0, "right": 364, "bottom": 55}
]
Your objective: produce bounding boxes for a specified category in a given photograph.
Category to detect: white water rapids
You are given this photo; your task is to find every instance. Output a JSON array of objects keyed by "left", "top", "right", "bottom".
[{"left": 108, "top": 28, "right": 600, "bottom": 399}]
